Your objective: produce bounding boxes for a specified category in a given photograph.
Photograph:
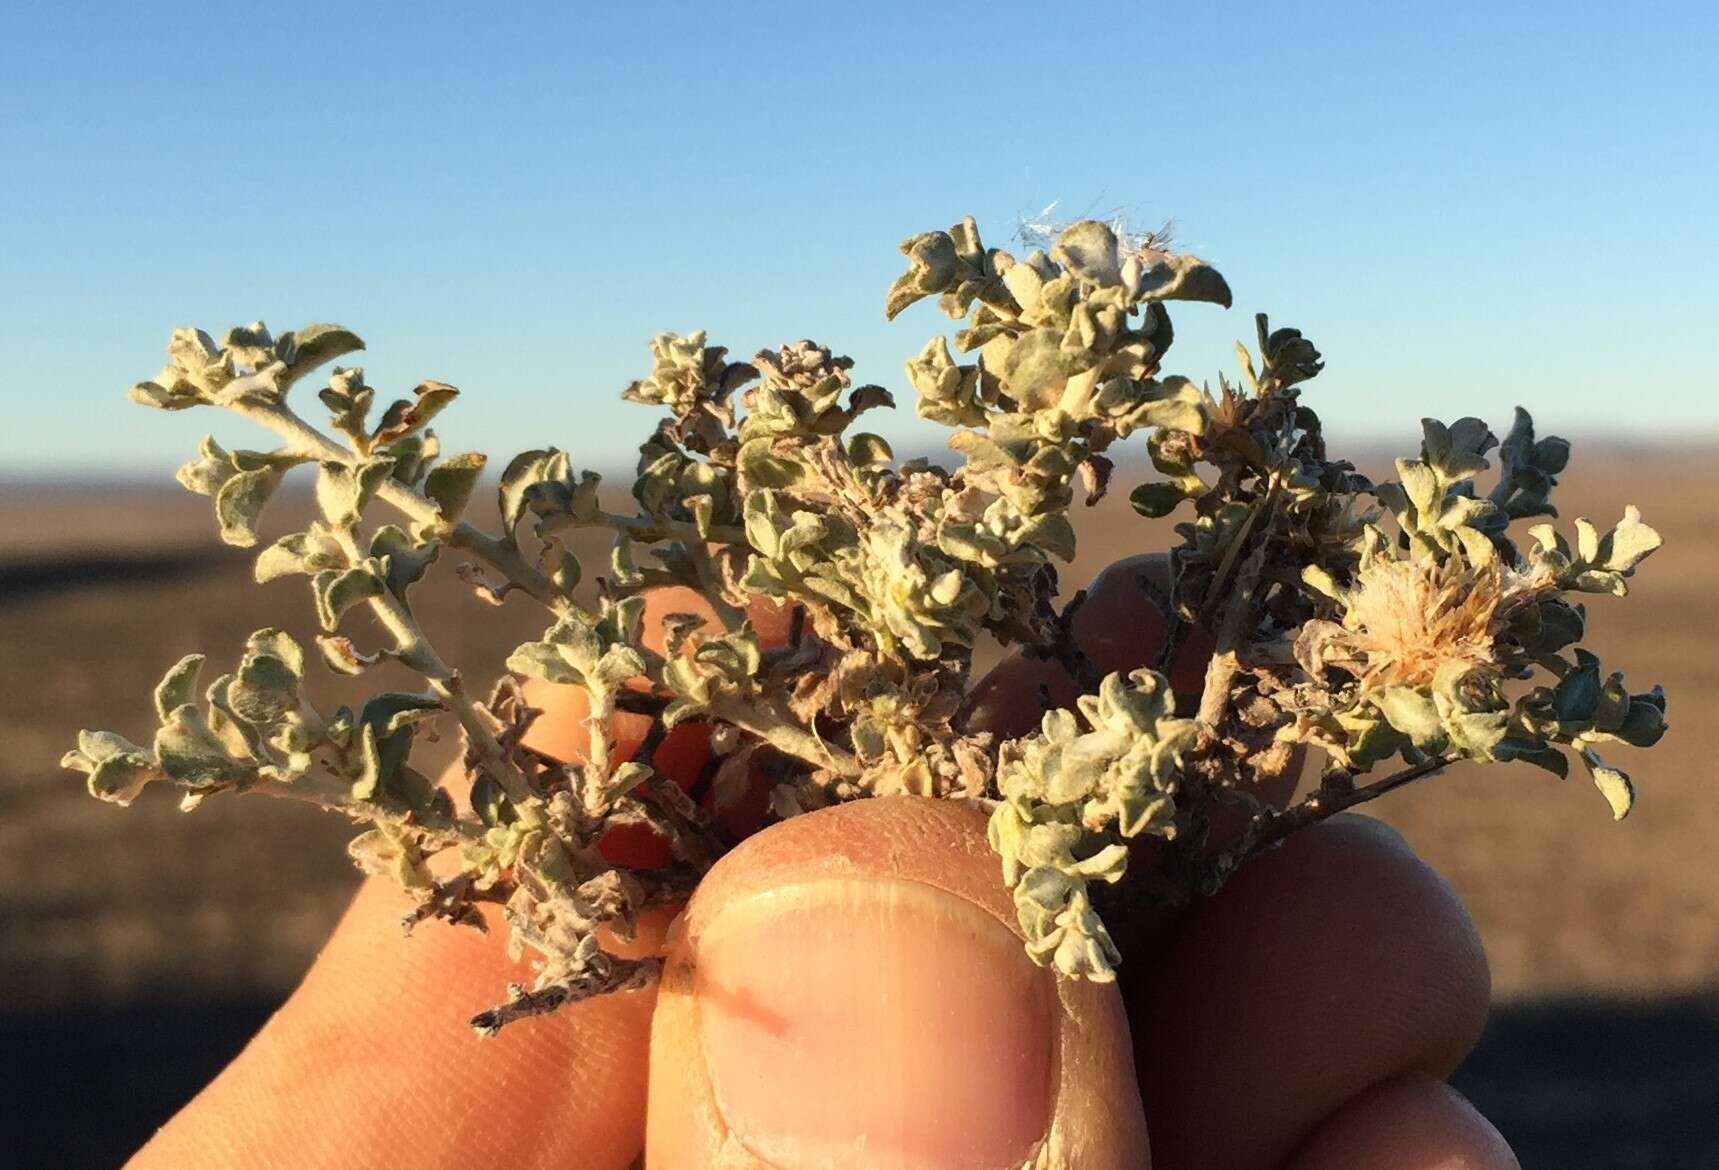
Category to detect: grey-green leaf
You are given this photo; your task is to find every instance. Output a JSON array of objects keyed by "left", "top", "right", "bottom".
[
  {"left": 424, "top": 452, "right": 488, "bottom": 525},
  {"left": 154, "top": 707, "right": 256, "bottom": 790},
  {"left": 277, "top": 324, "right": 365, "bottom": 389},
  {"left": 214, "top": 468, "right": 284, "bottom": 547},
  {"left": 370, "top": 525, "right": 440, "bottom": 598},
  {"left": 1372, "top": 687, "right": 1446, "bottom": 749},
  {"left": 846, "top": 432, "right": 893, "bottom": 468},
  {"left": 313, "top": 567, "right": 385, "bottom": 631},
  {"left": 1130, "top": 481, "right": 1191, "bottom": 519},
  {"left": 885, "top": 230, "right": 959, "bottom": 320},
  {"left": 63, "top": 730, "right": 162, "bottom": 806},
  {"left": 153, "top": 655, "right": 206, "bottom": 723},
  {"left": 254, "top": 527, "right": 346, "bottom": 583},
  {"left": 1587, "top": 757, "right": 1635, "bottom": 820},
  {"left": 1134, "top": 254, "right": 1233, "bottom": 308},
  {"left": 1051, "top": 220, "right": 1123, "bottom": 287},
  {"left": 229, "top": 653, "right": 301, "bottom": 725}
]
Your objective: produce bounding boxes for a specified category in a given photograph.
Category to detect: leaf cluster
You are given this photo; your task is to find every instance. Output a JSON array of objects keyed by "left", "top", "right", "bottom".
[{"left": 69, "top": 214, "right": 1670, "bottom": 1026}]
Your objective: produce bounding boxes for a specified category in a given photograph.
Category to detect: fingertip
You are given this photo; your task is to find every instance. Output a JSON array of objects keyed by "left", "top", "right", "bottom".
[
  {"left": 646, "top": 797, "right": 1151, "bottom": 1169},
  {"left": 1286, "top": 1078, "right": 1520, "bottom": 1170},
  {"left": 964, "top": 651, "right": 1080, "bottom": 740},
  {"left": 1130, "top": 815, "right": 1492, "bottom": 1170}
]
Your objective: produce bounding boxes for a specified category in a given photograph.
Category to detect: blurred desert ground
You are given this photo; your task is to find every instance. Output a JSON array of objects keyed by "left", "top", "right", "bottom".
[{"left": 2, "top": 448, "right": 1716, "bottom": 1168}]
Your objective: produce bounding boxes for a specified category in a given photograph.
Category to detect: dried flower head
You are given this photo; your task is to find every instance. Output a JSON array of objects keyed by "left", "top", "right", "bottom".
[{"left": 1339, "top": 554, "right": 1528, "bottom": 690}]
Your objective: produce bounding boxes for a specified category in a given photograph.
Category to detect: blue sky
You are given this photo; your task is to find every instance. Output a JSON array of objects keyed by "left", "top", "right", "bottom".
[{"left": 3, "top": 0, "right": 1715, "bottom": 477}]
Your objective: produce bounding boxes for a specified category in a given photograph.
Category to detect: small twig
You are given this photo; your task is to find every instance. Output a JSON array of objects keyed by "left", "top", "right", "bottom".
[
  {"left": 248, "top": 771, "right": 483, "bottom": 847},
  {"left": 1027, "top": 587, "right": 1103, "bottom": 694},
  {"left": 687, "top": 752, "right": 723, "bottom": 808},
  {"left": 710, "top": 697, "right": 862, "bottom": 779},
  {"left": 597, "top": 510, "right": 747, "bottom": 547},
  {"left": 1201, "top": 755, "right": 1454, "bottom": 893},
  {"left": 470, "top": 957, "right": 662, "bottom": 1036},
  {"left": 1195, "top": 536, "right": 1270, "bottom": 732},
  {"left": 615, "top": 689, "right": 670, "bottom": 719},
  {"left": 629, "top": 718, "right": 670, "bottom": 768},
  {"left": 684, "top": 539, "right": 747, "bottom": 630},
  {"left": 235, "top": 398, "right": 565, "bottom": 609},
  {"left": 320, "top": 521, "right": 539, "bottom": 810}
]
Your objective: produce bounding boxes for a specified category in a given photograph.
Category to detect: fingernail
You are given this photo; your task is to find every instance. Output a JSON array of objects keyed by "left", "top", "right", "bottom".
[{"left": 694, "top": 877, "right": 1056, "bottom": 1170}]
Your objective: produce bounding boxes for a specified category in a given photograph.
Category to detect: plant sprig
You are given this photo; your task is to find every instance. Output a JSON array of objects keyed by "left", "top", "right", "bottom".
[{"left": 66, "top": 215, "right": 1668, "bottom": 1027}]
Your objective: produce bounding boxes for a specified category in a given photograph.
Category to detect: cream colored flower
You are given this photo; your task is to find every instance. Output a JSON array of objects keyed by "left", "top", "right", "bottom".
[{"left": 1340, "top": 554, "right": 1538, "bottom": 690}]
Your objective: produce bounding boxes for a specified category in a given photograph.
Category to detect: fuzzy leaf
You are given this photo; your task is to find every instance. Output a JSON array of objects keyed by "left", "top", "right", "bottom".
[
  {"left": 316, "top": 458, "right": 396, "bottom": 528},
  {"left": 176, "top": 436, "right": 237, "bottom": 496},
  {"left": 1585, "top": 754, "right": 1635, "bottom": 821},
  {"left": 1494, "top": 737, "right": 1570, "bottom": 777},
  {"left": 1552, "top": 658, "right": 1602, "bottom": 724},
  {"left": 1051, "top": 220, "right": 1123, "bottom": 286},
  {"left": 214, "top": 467, "right": 284, "bottom": 547},
  {"left": 846, "top": 432, "right": 893, "bottom": 468},
  {"left": 373, "top": 380, "right": 460, "bottom": 445},
  {"left": 1373, "top": 687, "right": 1446, "bottom": 749},
  {"left": 497, "top": 448, "right": 562, "bottom": 540},
  {"left": 424, "top": 452, "right": 488, "bottom": 524},
  {"left": 254, "top": 526, "right": 346, "bottom": 583},
  {"left": 1130, "top": 481, "right": 1192, "bottom": 519},
  {"left": 63, "top": 730, "right": 162, "bottom": 806},
  {"left": 1595, "top": 505, "right": 1661, "bottom": 573},
  {"left": 153, "top": 655, "right": 206, "bottom": 723},
  {"left": 277, "top": 324, "right": 364, "bottom": 389},
  {"left": 369, "top": 525, "right": 440, "bottom": 598},
  {"left": 1134, "top": 253, "right": 1233, "bottom": 307},
  {"left": 313, "top": 567, "right": 384, "bottom": 631},
  {"left": 229, "top": 653, "right": 301, "bottom": 724},
  {"left": 154, "top": 707, "right": 256, "bottom": 790},
  {"left": 885, "top": 230, "right": 959, "bottom": 319}
]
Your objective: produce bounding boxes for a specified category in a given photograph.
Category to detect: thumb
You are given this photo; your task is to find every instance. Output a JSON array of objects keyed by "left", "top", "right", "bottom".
[{"left": 645, "top": 796, "right": 1150, "bottom": 1170}]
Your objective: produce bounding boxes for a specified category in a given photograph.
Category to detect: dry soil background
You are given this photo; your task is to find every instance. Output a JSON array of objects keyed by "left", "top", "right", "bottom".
[{"left": 2, "top": 448, "right": 1715, "bottom": 1167}]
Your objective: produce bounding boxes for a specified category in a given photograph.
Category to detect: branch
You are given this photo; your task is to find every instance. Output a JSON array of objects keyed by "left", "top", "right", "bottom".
[
  {"left": 233, "top": 398, "right": 564, "bottom": 609},
  {"left": 469, "top": 956, "right": 663, "bottom": 1036},
  {"left": 321, "top": 523, "right": 540, "bottom": 810},
  {"left": 1028, "top": 587, "right": 1103, "bottom": 695},
  {"left": 709, "top": 697, "right": 862, "bottom": 779},
  {"left": 1195, "top": 535, "right": 1270, "bottom": 731},
  {"left": 249, "top": 772, "right": 484, "bottom": 848},
  {"left": 1201, "top": 755, "right": 1454, "bottom": 893},
  {"left": 597, "top": 510, "right": 747, "bottom": 546}
]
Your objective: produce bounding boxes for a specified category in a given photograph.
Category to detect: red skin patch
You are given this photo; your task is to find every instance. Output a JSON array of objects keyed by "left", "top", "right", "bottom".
[{"left": 522, "top": 586, "right": 792, "bottom": 870}]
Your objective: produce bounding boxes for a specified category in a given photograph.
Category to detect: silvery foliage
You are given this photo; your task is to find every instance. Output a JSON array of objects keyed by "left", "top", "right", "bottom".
[{"left": 66, "top": 217, "right": 1667, "bottom": 1024}]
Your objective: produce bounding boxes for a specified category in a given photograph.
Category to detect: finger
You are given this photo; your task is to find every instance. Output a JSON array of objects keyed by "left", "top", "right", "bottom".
[
  {"left": 522, "top": 586, "right": 792, "bottom": 864},
  {"left": 645, "top": 796, "right": 1151, "bottom": 1170},
  {"left": 1128, "top": 816, "right": 1491, "bottom": 1170},
  {"left": 966, "top": 554, "right": 1297, "bottom": 806},
  {"left": 1284, "top": 1078, "right": 1519, "bottom": 1170},
  {"left": 129, "top": 879, "right": 671, "bottom": 1170},
  {"left": 521, "top": 584, "right": 794, "bottom": 761},
  {"left": 128, "top": 639, "right": 728, "bottom": 1170},
  {"left": 966, "top": 553, "right": 1216, "bottom": 740},
  {"left": 967, "top": 552, "right": 1303, "bottom": 977}
]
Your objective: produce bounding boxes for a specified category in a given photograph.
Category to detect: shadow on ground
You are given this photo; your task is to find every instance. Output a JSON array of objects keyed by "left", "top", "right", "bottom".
[{"left": 3, "top": 995, "right": 1715, "bottom": 1169}]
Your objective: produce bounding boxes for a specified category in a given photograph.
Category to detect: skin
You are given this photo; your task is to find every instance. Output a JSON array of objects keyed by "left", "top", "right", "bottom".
[{"left": 127, "top": 558, "right": 1518, "bottom": 1169}]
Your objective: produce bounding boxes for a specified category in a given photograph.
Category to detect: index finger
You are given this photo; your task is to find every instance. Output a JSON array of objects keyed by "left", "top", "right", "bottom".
[{"left": 127, "top": 878, "right": 667, "bottom": 1170}]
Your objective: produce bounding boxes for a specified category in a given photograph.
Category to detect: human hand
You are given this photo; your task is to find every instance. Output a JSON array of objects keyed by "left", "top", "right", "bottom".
[{"left": 126, "top": 558, "right": 1516, "bottom": 1169}]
